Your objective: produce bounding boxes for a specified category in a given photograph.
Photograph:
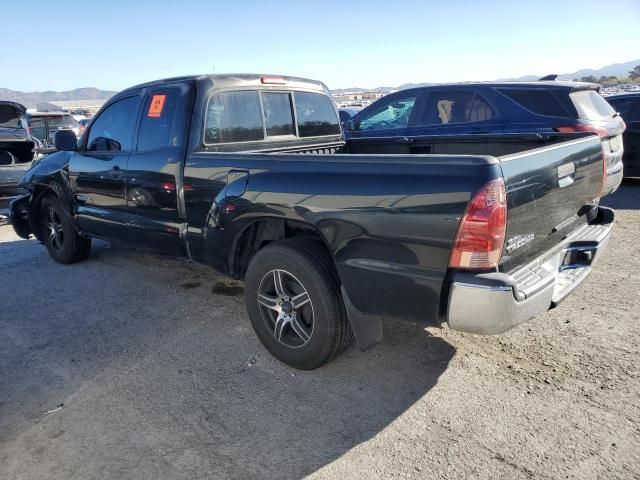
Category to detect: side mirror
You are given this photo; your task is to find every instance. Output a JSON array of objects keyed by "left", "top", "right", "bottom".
[
  {"left": 54, "top": 130, "right": 77, "bottom": 151},
  {"left": 345, "top": 120, "right": 356, "bottom": 131}
]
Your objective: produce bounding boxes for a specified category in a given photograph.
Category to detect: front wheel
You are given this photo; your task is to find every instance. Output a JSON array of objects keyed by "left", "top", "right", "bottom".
[
  {"left": 40, "top": 194, "right": 91, "bottom": 264},
  {"left": 244, "top": 238, "right": 352, "bottom": 370}
]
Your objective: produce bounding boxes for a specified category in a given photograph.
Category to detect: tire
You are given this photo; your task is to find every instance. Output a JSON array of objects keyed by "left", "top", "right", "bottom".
[
  {"left": 244, "top": 238, "right": 352, "bottom": 370},
  {"left": 39, "top": 194, "right": 91, "bottom": 264}
]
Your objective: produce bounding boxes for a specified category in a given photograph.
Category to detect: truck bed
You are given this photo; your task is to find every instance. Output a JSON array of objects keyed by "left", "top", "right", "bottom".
[{"left": 181, "top": 133, "right": 604, "bottom": 326}]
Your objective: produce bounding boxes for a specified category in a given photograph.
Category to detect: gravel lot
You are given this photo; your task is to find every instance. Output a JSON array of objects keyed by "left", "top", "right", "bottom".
[{"left": 1, "top": 183, "right": 639, "bottom": 480}]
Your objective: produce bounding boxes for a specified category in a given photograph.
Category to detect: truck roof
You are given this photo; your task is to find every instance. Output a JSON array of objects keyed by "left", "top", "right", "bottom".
[{"left": 121, "top": 74, "right": 329, "bottom": 95}]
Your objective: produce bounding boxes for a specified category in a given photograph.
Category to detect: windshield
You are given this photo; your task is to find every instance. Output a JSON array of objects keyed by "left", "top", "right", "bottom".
[
  {"left": 0, "top": 105, "right": 24, "bottom": 128},
  {"left": 570, "top": 90, "right": 616, "bottom": 120}
]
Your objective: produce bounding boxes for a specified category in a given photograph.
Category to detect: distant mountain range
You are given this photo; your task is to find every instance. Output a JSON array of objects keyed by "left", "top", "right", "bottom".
[
  {"left": 0, "top": 87, "right": 116, "bottom": 108},
  {"left": 2, "top": 59, "right": 639, "bottom": 105},
  {"left": 499, "top": 59, "right": 640, "bottom": 82},
  {"left": 332, "top": 59, "right": 640, "bottom": 94}
]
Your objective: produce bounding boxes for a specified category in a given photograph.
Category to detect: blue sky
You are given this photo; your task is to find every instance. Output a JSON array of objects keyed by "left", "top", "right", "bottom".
[{"left": 3, "top": 0, "right": 639, "bottom": 92}]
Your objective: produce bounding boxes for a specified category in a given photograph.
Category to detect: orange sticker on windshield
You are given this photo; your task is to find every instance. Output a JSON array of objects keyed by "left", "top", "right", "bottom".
[{"left": 148, "top": 95, "right": 166, "bottom": 118}]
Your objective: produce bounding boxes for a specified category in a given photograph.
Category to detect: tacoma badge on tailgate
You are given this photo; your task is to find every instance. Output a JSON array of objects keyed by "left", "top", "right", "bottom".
[{"left": 506, "top": 233, "right": 535, "bottom": 254}]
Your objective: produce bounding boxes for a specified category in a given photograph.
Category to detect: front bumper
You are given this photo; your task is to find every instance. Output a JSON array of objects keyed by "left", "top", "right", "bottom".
[{"left": 446, "top": 206, "right": 614, "bottom": 335}]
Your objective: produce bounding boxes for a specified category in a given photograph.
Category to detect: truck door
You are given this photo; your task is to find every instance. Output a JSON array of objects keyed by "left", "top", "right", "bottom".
[
  {"left": 122, "top": 83, "right": 194, "bottom": 256},
  {"left": 70, "top": 94, "right": 141, "bottom": 239}
]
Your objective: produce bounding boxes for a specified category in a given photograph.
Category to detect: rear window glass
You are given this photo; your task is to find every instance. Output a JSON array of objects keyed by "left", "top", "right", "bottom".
[
  {"left": 138, "top": 89, "right": 179, "bottom": 151},
  {"left": 262, "top": 92, "right": 295, "bottom": 136},
  {"left": 570, "top": 90, "right": 616, "bottom": 120},
  {"left": 205, "top": 91, "right": 264, "bottom": 144},
  {"left": 0, "top": 105, "right": 22, "bottom": 128},
  {"left": 47, "top": 115, "right": 79, "bottom": 128},
  {"left": 294, "top": 92, "right": 340, "bottom": 137},
  {"left": 499, "top": 89, "right": 571, "bottom": 117}
]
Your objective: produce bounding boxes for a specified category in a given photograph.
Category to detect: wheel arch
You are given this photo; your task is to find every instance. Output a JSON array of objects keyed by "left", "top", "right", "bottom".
[
  {"left": 227, "top": 216, "right": 336, "bottom": 280},
  {"left": 28, "top": 177, "right": 77, "bottom": 241},
  {"left": 226, "top": 215, "right": 384, "bottom": 351}
]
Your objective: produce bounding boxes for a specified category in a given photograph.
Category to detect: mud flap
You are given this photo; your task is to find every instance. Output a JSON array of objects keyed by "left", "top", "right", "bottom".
[{"left": 340, "top": 285, "right": 383, "bottom": 351}]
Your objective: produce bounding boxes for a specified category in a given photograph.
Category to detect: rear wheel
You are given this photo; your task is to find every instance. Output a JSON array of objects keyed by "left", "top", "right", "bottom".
[
  {"left": 244, "top": 238, "right": 352, "bottom": 370},
  {"left": 40, "top": 195, "right": 91, "bottom": 264}
]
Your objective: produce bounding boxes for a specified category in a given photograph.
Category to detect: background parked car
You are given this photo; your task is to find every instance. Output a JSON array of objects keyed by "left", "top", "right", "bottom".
[
  {"left": 606, "top": 93, "right": 640, "bottom": 177},
  {"left": 0, "top": 101, "right": 38, "bottom": 197},
  {"left": 345, "top": 81, "right": 625, "bottom": 196},
  {"left": 28, "top": 112, "right": 84, "bottom": 148}
]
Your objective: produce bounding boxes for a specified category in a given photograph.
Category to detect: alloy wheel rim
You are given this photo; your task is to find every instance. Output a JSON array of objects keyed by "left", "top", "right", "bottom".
[
  {"left": 46, "top": 207, "right": 64, "bottom": 252},
  {"left": 257, "top": 269, "right": 314, "bottom": 348}
]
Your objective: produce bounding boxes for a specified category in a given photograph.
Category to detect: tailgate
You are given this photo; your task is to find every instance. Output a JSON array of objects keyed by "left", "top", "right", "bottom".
[{"left": 498, "top": 136, "right": 603, "bottom": 273}]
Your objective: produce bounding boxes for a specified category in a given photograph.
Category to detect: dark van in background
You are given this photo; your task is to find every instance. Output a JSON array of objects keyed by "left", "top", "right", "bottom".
[
  {"left": 345, "top": 81, "right": 625, "bottom": 195},
  {"left": 606, "top": 93, "right": 640, "bottom": 177}
]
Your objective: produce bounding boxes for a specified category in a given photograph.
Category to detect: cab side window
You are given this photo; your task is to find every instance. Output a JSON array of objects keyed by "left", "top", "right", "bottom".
[
  {"left": 356, "top": 95, "right": 417, "bottom": 131},
  {"left": 137, "top": 89, "right": 179, "bottom": 151},
  {"left": 86, "top": 96, "right": 139, "bottom": 152}
]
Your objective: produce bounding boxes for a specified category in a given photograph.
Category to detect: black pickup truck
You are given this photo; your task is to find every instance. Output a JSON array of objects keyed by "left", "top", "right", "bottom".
[{"left": 10, "top": 74, "right": 614, "bottom": 369}]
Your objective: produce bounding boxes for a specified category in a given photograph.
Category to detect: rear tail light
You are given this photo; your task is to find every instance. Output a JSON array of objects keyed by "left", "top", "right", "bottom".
[
  {"left": 556, "top": 124, "right": 609, "bottom": 138},
  {"left": 449, "top": 178, "right": 507, "bottom": 270},
  {"left": 27, "top": 127, "right": 33, "bottom": 135}
]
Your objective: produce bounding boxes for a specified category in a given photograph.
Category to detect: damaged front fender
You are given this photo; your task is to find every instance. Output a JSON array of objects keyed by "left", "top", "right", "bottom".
[{"left": 9, "top": 150, "right": 75, "bottom": 240}]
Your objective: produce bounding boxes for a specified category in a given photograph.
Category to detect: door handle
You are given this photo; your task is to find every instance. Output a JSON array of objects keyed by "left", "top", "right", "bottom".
[{"left": 111, "top": 165, "right": 121, "bottom": 178}]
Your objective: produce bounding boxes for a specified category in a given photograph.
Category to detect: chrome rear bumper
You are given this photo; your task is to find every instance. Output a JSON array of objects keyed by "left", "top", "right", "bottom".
[{"left": 446, "top": 206, "right": 614, "bottom": 335}]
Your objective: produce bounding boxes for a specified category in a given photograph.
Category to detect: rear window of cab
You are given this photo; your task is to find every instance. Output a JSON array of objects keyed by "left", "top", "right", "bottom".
[{"left": 204, "top": 90, "right": 340, "bottom": 144}]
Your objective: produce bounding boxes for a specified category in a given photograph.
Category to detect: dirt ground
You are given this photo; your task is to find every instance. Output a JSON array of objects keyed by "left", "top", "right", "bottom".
[{"left": 0, "top": 183, "right": 638, "bottom": 480}]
